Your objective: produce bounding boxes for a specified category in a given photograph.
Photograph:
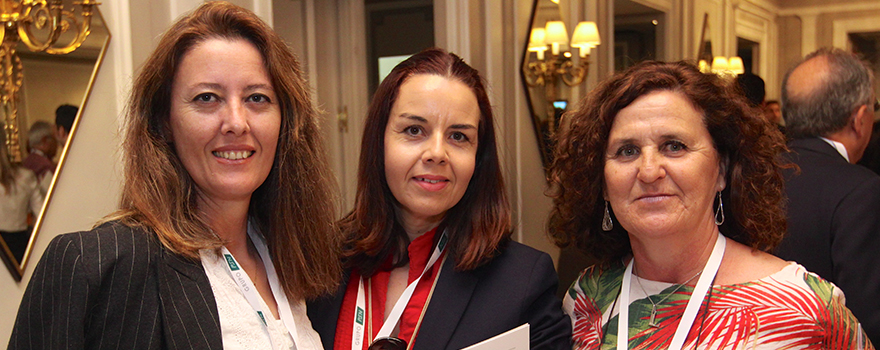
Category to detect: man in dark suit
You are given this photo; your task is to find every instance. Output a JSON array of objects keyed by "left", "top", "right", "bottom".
[{"left": 777, "top": 47, "right": 880, "bottom": 342}]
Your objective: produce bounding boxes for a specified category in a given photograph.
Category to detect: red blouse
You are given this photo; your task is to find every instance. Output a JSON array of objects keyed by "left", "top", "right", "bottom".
[{"left": 333, "top": 227, "right": 446, "bottom": 350}]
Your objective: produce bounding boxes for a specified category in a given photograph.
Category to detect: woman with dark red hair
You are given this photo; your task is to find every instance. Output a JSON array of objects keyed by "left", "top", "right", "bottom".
[{"left": 309, "top": 48, "right": 571, "bottom": 350}]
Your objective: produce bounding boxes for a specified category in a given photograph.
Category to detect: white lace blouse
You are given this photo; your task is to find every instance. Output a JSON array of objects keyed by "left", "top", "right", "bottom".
[{"left": 200, "top": 249, "right": 324, "bottom": 350}]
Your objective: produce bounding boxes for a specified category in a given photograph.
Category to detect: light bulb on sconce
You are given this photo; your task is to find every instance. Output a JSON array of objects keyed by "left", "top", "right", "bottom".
[
  {"left": 523, "top": 17, "right": 600, "bottom": 135},
  {"left": 728, "top": 57, "right": 745, "bottom": 74},
  {"left": 544, "top": 21, "right": 569, "bottom": 56},
  {"left": 528, "top": 27, "right": 548, "bottom": 60},
  {"left": 523, "top": 19, "right": 601, "bottom": 88},
  {"left": 709, "top": 56, "right": 745, "bottom": 78},
  {"left": 699, "top": 60, "right": 711, "bottom": 74},
  {"left": 571, "top": 21, "right": 601, "bottom": 58}
]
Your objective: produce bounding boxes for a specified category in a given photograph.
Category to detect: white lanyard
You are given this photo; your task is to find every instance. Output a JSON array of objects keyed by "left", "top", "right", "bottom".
[
  {"left": 617, "top": 232, "right": 725, "bottom": 350},
  {"left": 350, "top": 231, "right": 448, "bottom": 350},
  {"left": 219, "top": 223, "right": 300, "bottom": 350}
]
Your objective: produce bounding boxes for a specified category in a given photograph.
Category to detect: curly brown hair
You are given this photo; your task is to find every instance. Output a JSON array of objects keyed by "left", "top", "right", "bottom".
[{"left": 548, "top": 61, "right": 788, "bottom": 265}]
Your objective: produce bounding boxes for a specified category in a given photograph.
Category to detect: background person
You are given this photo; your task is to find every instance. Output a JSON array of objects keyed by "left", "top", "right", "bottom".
[
  {"left": 776, "top": 47, "right": 880, "bottom": 342},
  {"left": 8, "top": 2, "right": 340, "bottom": 349},
  {"left": 0, "top": 123, "right": 45, "bottom": 262},
  {"left": 308, "top": 48, "right": 571, "bottom": 350},
  {"left": 22, "top": 121, "right": 57, "bottom": 179},
  {"left": 549, "top": 60, "right": 872, "bottom": 349},
  {"left": 54, "top": 104, "right": 78, "bottom": 146},
  {"left": 22, "top": 121, "right": 57, "bottom": 197}
]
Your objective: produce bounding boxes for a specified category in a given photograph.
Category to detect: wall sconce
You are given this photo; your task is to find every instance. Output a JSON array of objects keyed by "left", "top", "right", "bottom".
[
  {"left": 523, "top": 20, "right": 600, "bottom": 132},
  {"left": 1, "top": 0, "right": 100, "bottom": 163},
  {"left": 699, "top": 56, "right": 745, "bottom": 77}
]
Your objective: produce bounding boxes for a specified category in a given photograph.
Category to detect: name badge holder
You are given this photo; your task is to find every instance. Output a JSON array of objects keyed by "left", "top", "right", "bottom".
[
  {"left": 220, "top": 223, "right": 301, "bottom": 350},
  {"left": 350, "top": 231, "right": 449, "bottom": 350},
  {"left": 617, "top": 232, "right": 726, "bottom": 350}
]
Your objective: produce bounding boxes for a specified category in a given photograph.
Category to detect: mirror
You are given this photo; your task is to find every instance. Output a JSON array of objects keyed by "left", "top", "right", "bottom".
[
  {"left": 697, "top": 13, "right": 713, "bottom": 65},
  {"left": 0, "top": 4, "right": 110, "bottom": 281},
  {"left": 613, "top": 0, "right": 665, "bottom": 72},
  {"left": 520, "top": 0, "right": 573, "bottom": 168}
]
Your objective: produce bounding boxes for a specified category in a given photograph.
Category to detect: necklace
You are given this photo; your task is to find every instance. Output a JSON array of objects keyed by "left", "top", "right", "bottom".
[{"left": 634, "top": 266, "right": 701, "bottom": 328}]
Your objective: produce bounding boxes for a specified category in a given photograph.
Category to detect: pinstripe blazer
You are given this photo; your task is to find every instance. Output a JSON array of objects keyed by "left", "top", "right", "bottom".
[{"left": 8, "top": 221, "right": 224, "bottom": 349}]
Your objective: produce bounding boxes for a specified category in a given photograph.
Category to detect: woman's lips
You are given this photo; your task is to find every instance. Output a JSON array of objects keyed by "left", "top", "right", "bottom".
[
  {"left": 413, "top": 175, "right": 449, "bottom": 191},
  {"left": 212, "top": 150, "right": 255, "bottom": 160},
  {"left": 636, "top": 194, "right": 672, "bottom": 203}
]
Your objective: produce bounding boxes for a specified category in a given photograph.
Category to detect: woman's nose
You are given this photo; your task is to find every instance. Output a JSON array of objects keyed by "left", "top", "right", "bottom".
[
  {"left": 636, "top": 151, "right": 666, "bottom": 183},
  {"left": 221, "top": 101, "right": 250, "bottom": 135},
  {"left": 422, "top": 134, "right": 448, "bottom": 164}
]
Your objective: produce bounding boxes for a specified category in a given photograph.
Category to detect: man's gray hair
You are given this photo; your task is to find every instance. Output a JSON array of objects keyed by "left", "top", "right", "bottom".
[
  {"left": 781, "top": 48, "right": 874, "bottom": 139},
  {"left": 27, "top": 121, "right": 54, "bottom": 148}
]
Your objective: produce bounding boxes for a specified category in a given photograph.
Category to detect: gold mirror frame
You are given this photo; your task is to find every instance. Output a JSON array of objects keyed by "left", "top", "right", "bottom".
[
  {"left": 520, "top": 0, "right": 566, "bottom": 169},
  {"left": 0, "top": 7, "right": 110, "bottom": 281}
]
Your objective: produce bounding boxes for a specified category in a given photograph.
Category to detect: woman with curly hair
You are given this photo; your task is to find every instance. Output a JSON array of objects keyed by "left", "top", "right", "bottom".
[{"left": 549, "top": 60, "right": 872, "bottom": 349}]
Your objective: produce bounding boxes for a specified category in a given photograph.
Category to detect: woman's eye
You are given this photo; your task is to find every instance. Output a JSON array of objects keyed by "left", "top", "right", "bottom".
[
  {"left": 194, "top": 93, "right": 217, "bottom": 103},
  {"left": 664, "top": 141, "right": 687, "bottom": 153},
  {"left": 450, "top": 132, "right": 469, "bottom": 142},
  {"left": 617, "top": 145, "right": 639, "bottom": 157},
  {"left": 248, "top": 94, "right": 271, "bottom": 103},
  {"left": 404, "top": 126, "right": 422, "bottom": 136}
]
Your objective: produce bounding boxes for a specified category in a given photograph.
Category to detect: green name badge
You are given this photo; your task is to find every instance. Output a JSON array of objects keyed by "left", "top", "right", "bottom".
[{"left": 224, "top": 254, "right": 240, "bottom": 271}]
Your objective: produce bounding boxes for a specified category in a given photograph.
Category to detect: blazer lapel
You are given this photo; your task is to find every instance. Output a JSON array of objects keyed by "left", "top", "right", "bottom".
[
  {"left": 412, "top": 257, "right": 478, "bottom": 350},
  {"left": 156, "top": 249, "right": 223, "bottom": 349}
]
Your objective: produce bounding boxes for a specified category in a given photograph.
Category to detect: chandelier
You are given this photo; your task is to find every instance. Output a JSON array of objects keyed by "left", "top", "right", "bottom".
[
  {"left": 522, "top": 20, "right": 600, "bottom": 133},
  {"left": 1, "top": 0, "right": 99, "bottom": 163}
]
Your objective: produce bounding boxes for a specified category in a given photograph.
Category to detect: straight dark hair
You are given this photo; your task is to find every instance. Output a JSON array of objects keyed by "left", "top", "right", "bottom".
[
  {"left": 339, "top": 48, "right": 511, "bottom": 276},
  {"left": 105, "top": 1, "right": 341, "bottom": 300}
]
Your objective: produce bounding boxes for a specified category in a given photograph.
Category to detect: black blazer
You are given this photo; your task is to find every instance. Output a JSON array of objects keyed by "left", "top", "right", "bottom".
[
  {"left": 308, "top": 241, "right": 572, "bottom": 350},
  {"left": 776, "top": 137, "right": 880, "bottom": 342},
  {"left": 8, "top": 222, "right": 224, "bottom": 349}
]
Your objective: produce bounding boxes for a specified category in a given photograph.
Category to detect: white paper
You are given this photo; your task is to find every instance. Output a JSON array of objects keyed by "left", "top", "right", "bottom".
[{"left": 460, "top": 323, "right": 529, "bottom": 350}]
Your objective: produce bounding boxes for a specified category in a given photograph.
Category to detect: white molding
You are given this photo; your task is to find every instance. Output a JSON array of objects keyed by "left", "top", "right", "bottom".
[
  {"left": 778, "top": 1, "right": 880, "bottom": 16},
  {"left": 733, "top": 3, "right": 777, "bottom": 96},
  {"left": 833, "top": 17, "right": 880, "bottom": 50},
  {"left": 337, "top": 0, "right": 367, "bottom": 208},
  {"left": 169, "top": 0, "right": 202, "bottom": 21},
  {"left": 632, "top": 0, "right": 673, "bottom": 13},
  {"left": 735, "top": 0, "right": 775, "bottom": 21},
  {"left": 303, "top": 0, "right": 317, "bottom": 94},
  {"left": 435, "top": 0, "right": 471, "bottom": 62},
  {"left": 253, "top": 0, "right": 274, "bottom": 26},
  {"left": 110, "top": 0, "right": 132, "bottom": 120},
  {"left": 739, "top": 0, "right": 779, "bottom": 15},
  {"left": 801, "top": 14, "right": 818, "bottom": 57},
  {"left": 735, "top": 8, "right": 767, "bottom": 42}
]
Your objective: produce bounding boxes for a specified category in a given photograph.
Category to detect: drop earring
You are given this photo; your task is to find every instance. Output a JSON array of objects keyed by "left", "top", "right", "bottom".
[
  {"left": 602, "top": 201, "right": 613, "bottom": 231},
  {"left": 714, "top": 192, "right": 725, "bottom": 225}
]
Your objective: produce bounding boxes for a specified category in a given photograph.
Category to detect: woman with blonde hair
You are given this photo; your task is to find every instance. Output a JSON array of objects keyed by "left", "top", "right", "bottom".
[{"left": 9, "top": 2, "right": 340, "bottom": 349}]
